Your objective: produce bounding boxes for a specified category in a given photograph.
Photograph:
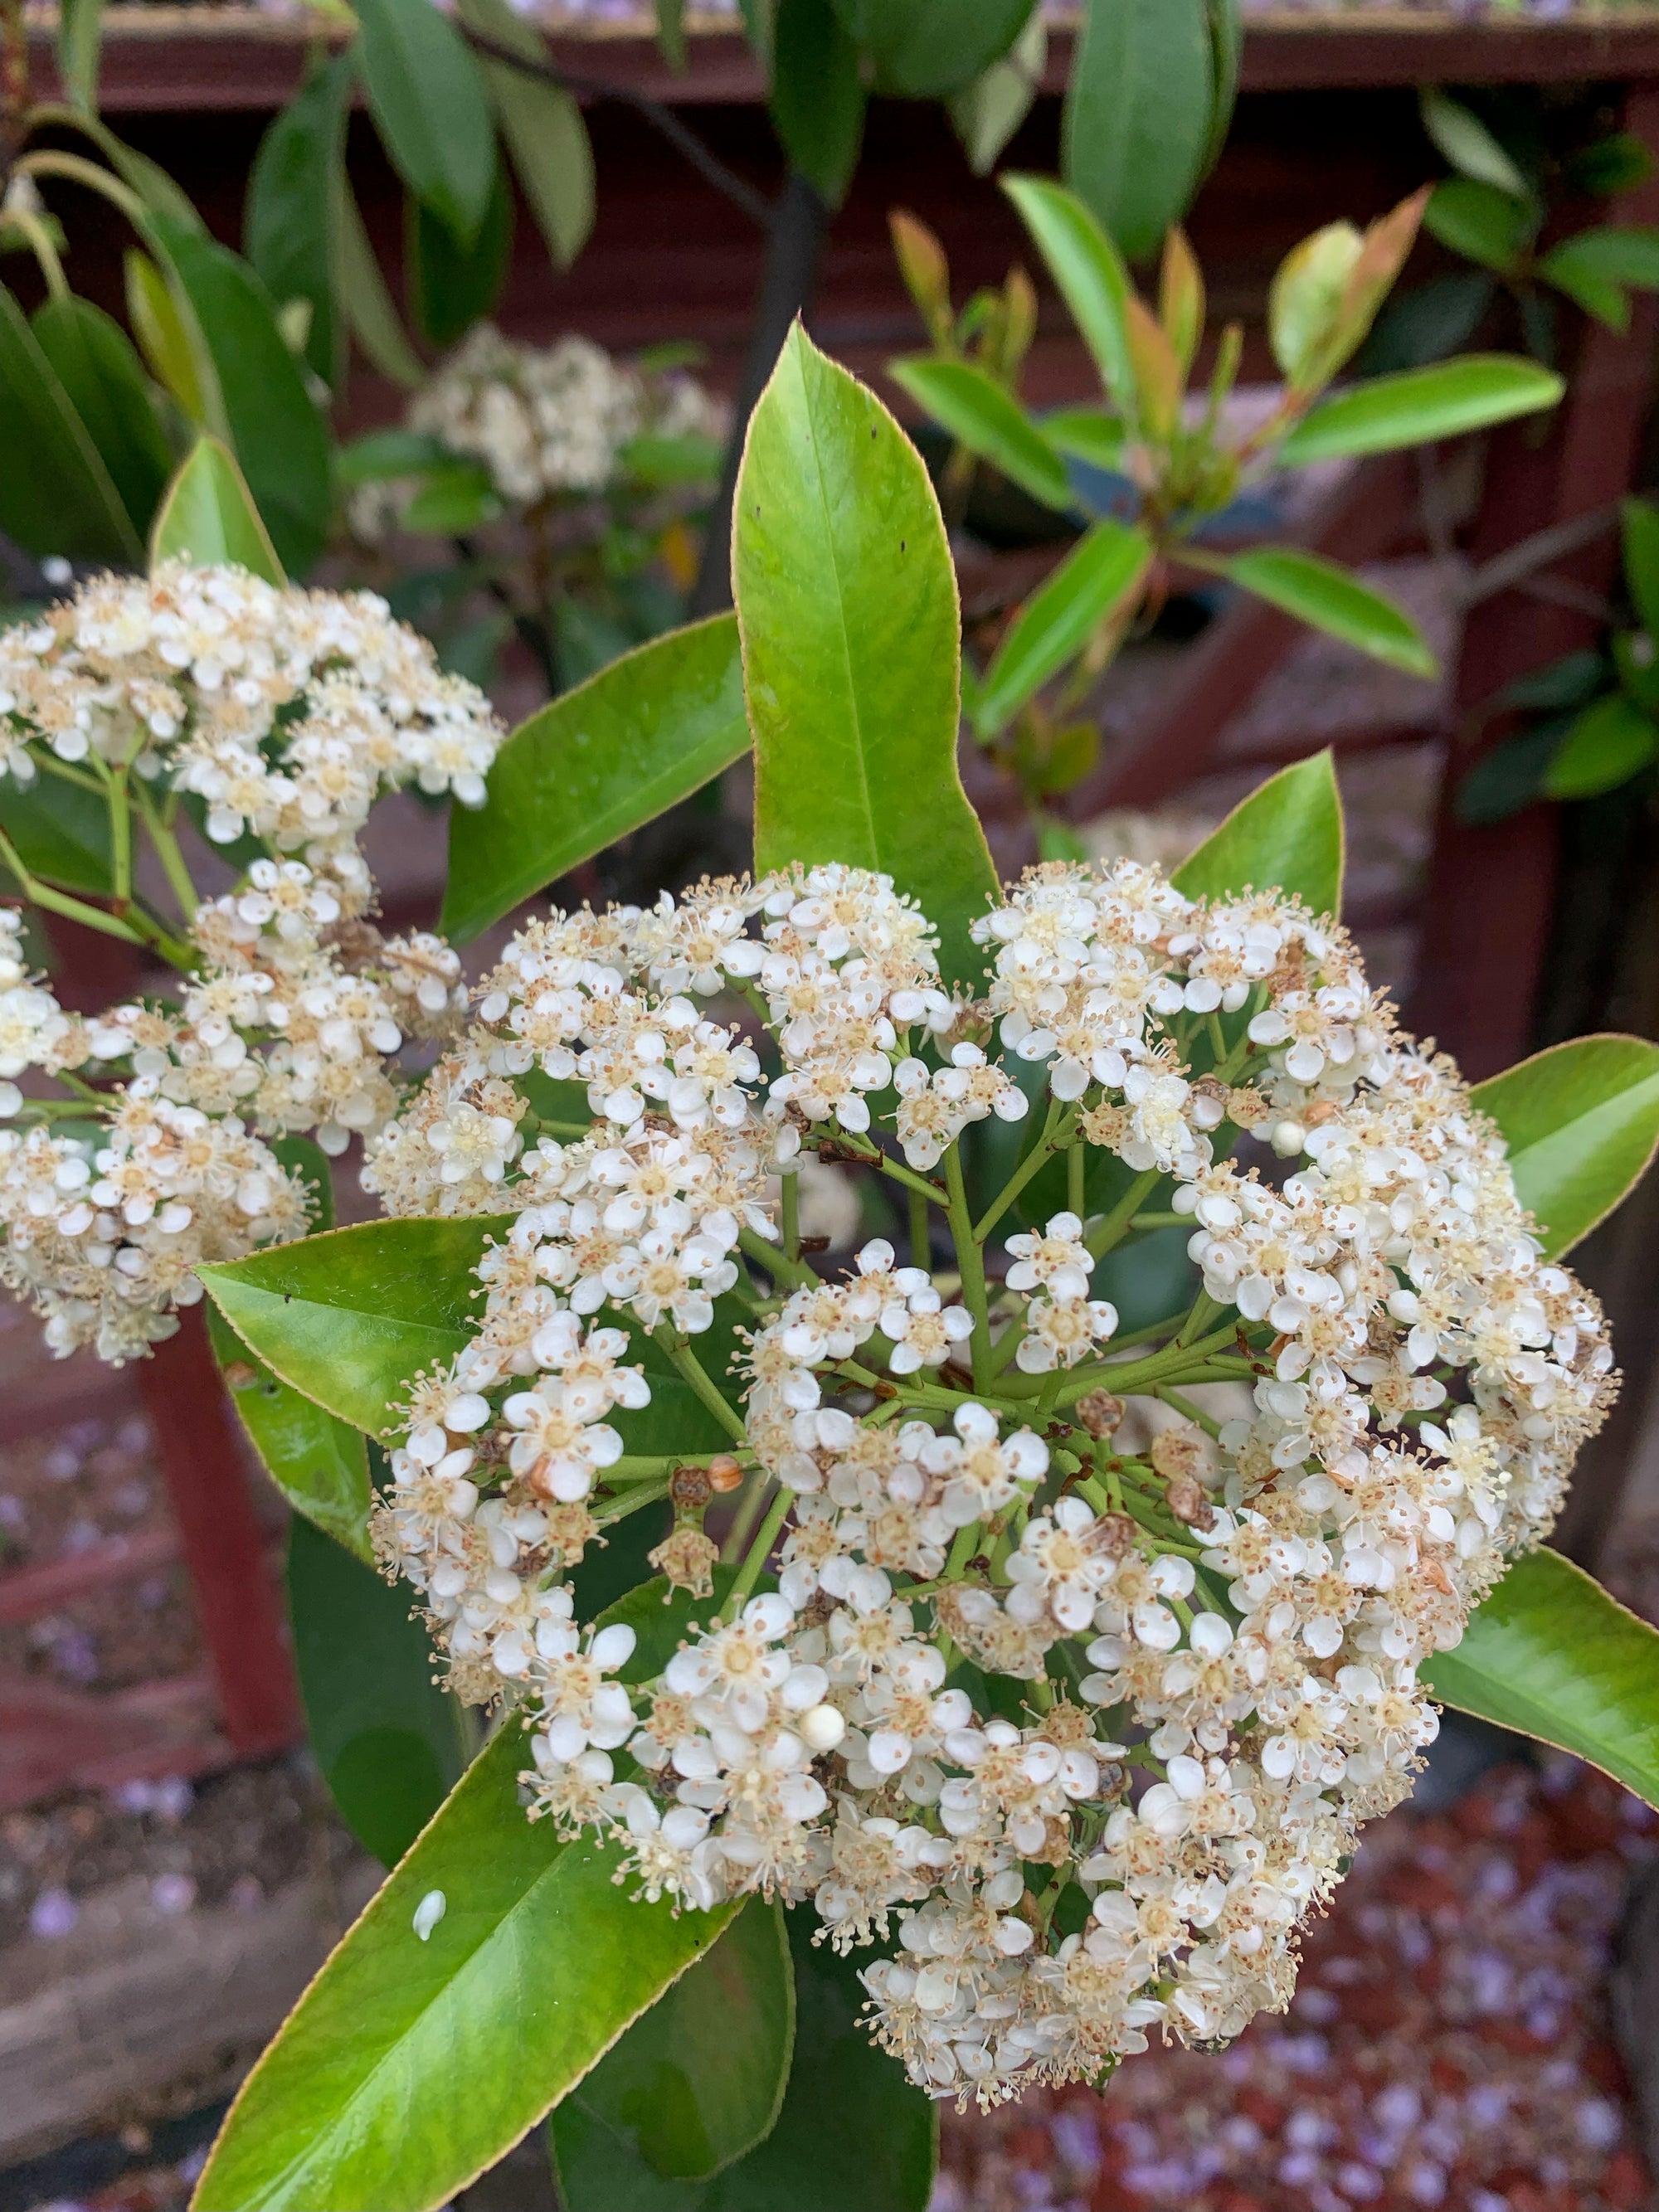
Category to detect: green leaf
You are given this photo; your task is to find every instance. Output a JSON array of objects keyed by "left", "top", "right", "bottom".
[
  {"left": 556, "top": 1902, "right": 792, "bottom": 2191},
  {"left": 1542, "top": 692, "right": 1659, "bottom": 800},
  {"left": 1358, "top": 270, "right": 1496, "bottom": 375},
  {"left": 1423, "top": 1548, "right": 1659, "bottom": 1811},
  {"left": 57, "top": 0, "right": 104, "bottom": 114},
  {"left": 1041, "top": 404, "right": 1126, "bottom": 474},
  {"left": 1276, "top": 356, "right": 1563, "bottom": 466},
  {"left": 552, "top": 1908, "right": 938, "bottom": 2210},
  {"left": 286, "top": 1510, "right": 465, "bottom": 1866},
  {"left": 1199, "top": 0, "right": 1242, "bottom": 178},
  {"left": 1542, "top": 224, "right": 1659, "bottom": 293},
  {"left": 401, "top": 460, "right": 503, "bottom": 535},
  {"left": 832, "top": 0, "right": 1034, "bottom": 97},
  {"left": 336, "top": 427, "right": 453, "bottom": 484},
  {"left": 1536, "top": 238, "right": 1631, "bottom": 333},
  {"left": 888, "top": 357, "right": 1073, "bottom": 511},
  {"left": 124, "top": 246, "right": 217, "bottom": 427},
  {"left": 0, "top": 771, "right": 114, "bottom": 896},
  {"left": 442, "top": 613, "right": 750, "bottom": 943},
  {"left": 1001, "top": 174, "right": 1135, "bottom": 416},
  {"left": 1172, "top": 749, "right": 1345, "bottom": 916},
  {"left": 1453, "top": 723, "right": 1564, "bottom": 826},
  {"left": 770, "top": 0, "right": 864, "bottom": 209},
  {"left": 212, "top": 1303, "right": 372, "bottom": 1559},
  {"left": 191, "top": 1685, "right": 739, "bottom": 2207},
  {"left": 356, "top": 0, "right": 496, "bottom": 246},
  {"left": 1062, "top": 0, "right": 1214, "bottom": 264},
  {"left": 736, "top": 323, "right": 998, "bottom": 989},
  {"left": 1224, "top": 547, "right": 1437, "bottom": 678},
  {"left": 0, "top": 281, "right": 143, "bottom": 565},
  {"left": 246, "top": 55, "right": 353, "bottom": 388},
  {"left": 31, "top": 294, "right": 174, "bottom": 541},
  {"left": 148, "top": 436, "right": 286, "bottom": 584},
  {"left": 1569, "top": 134, "right": 1653, "bottom": 199},
  {"left": 655, "top": 0, "right": 687, "bottom": 70},
  {"left": 148, "top": 214, "right": 333, "bottom": 576},
  {"left": 408, "top": 154, "right": 513, "bottom": 349},
  {"left": 948, "top": 17, "right": 1045, "bottom": 177},
  {"left": 973, "top": 518, "right": 1151, "bottom": 739},
  {"left": 332, "top": 166, "right": 427, "bottom": 391},
  {"left": 1422, "top": 177, "right": 1534, "bottom": 274},
  {"left": 198, "top": 1217, "right": 750, "bottom": 1459},
  {"left": 1419, "top": 88, "right": 1531, "bottom": 202},
  {"left": 1623, "top": 498, "right": 1659, "bottom": 641},
  {"left": 1472, "top": 1032, "right": 1659, "bottom": 1257},
  {"left": 458, "top": 0, "right": 595, "bottom": 269}
]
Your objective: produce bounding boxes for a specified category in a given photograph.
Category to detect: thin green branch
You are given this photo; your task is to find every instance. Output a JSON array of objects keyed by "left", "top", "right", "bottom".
[
  {"left": 1086, "top": 1168, "right": 1162, "bottom": 1259},
  {"left": 722, "top": 1484, "right": 794, "bottom": 1617},
  {"left": 654, "top": 1325, "right": 749, "bottom": 1446},
  {"left": 973, "top": 1095, "right": 1071, "bottom": 1242},
  {"left": 945, "top": 1140, "right": 990, "bottom": 1392},
  {"left": 737, "top": 1221, "right": 820, "bottom": 1293},
  {"left": 133, "top": 779, "right": 199, "bottom": 922}
]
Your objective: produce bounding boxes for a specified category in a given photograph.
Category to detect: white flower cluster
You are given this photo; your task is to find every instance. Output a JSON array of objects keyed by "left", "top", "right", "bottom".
[
  {"left": 363, "top": 858, "right": 1615, "bottom": 2111},
  {"left": 0, "top": 562, "right": 504, "bottom": 859},
  {"left": 404, "top": 326, "right": 722, "bottom": 507}
]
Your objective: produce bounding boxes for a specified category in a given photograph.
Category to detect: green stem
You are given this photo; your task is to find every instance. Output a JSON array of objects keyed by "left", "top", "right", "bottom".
[
  {"left": 1130, "top": 1212, "right": 1185, "bottom": 1230},
  {"left": 594, "top": 1479, "right": 671, "bottom": 1527},
  {"left": 908, "top": 1181, "right": 930, "bottom": 1271},
  {"left": 1175, "top": 1289, "right": 1222, "bottom": 1349},
  {"left": 133, "top": 780, "right": 199, "bottom": 922},
  {"left": 720, "top": 1472, "right": 773, "bottom": 1564},
  {"left": 781, "top": 1167, "right": 800, "bottom": 1264},
  {"left": 1051, "top": 1323, "right": 1240, "bottom": 1411},
  {"left": 944, "top": 1140, "right": 990, "bottom": 1393},
  {"left": 1156, "top": 1385, "right": 1224, "bottom": 1439},
  {"left": 1067, "top": 1135, "right": 1086, "bottom": 1218},
  {"left": 97, "top": 759, "right": 133, "bottom": 903},
  {"left": 32, "top": 752, "right": 105, "bottom": 796},
  {"left": 737, "top": 1221, "right": 820, "bottom": 1293},
  {"left": 1087, "top": 1168, "right": 1162, "bottom": 1259},
  {"left": 0, "top": 829, "right": 144, "bottom": 949},
  {"left": 722, "top": 1485, "right": 794, "bottom": 1616},
  {"left": 973, "top": 1096, "right": 1071, "bottom": 1242},
  {"left": 654, "top": 1327, "right": 749, "bottom": 1447}
]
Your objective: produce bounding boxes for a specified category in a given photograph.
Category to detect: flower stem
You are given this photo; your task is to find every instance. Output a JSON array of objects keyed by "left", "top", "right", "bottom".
[
  {"left": 722, "top": 1484, "right": 793, "bottom": 1616},
  {"left": 1086, "top": 1168, "right": 1161, "bottom": 1259},
  {"left": 908, "top": 1181, "right": 930, "bottom": 1271},
  {"left": 654, "top": 1326, "right": 749, "bottom": 1446},
  {"left": 781, "top": 1166, "right": 800, "bottom": 1262},
  {"left": 737, "top": 1222, "right": 819, "bottom": 1292},
  {"left": 973, "top": 1095, "right": 1070, "bottom": 1242},
  {"left": 944, "top": 1140, "right": 990, "bottom": 1392},
  {"left": 134, "top": 779, "right": 199, "bottom": 922},
  {"left": 1067, "top": 1135, "right": 1085, "bottom": 1218}
]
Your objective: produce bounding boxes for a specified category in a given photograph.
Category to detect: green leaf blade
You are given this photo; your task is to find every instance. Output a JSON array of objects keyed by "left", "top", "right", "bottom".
[
  {"left": 0, "top": 280, "right": 143, "bottom": 565},
  {"left": 149, "top": 436, "right": 286, "bottom": 584},
  {"left": 210, "top": 1302, "right": 372, "bottom": 1558},
  {"left": 1423, "top": 1548, "right": 1659, "bottom": 1811},
  {"left": 1542, "top": 693, "right": 1658, "bottom": 799},
  {"left": 442, "top": 614, "right": 751, "bottom": 944},
  {"left": 888, "top": 357, "right": 1073, "bottom": 512},
  {"left": 1061, "top": 0, "right": 1214, "bottom": 264},
  {"left": 1472, "top": 1033, "right": 1659, "bottom": 1258},
  {"left": 190, "top": 1723, "right": 738, "bottom": 2211},
  {"left": 770, "top": 0, "right": 865, "bottom": 209},
  {"left": 245, "top": 56, "right": 353, "bottom": 387},
  {"left": 356, "top": 0, "right": 497, "bottom": 246},
  {"left": 1276, "top": 356, "right": 1564, "bottom": 466},
  {"left": 1224, "top": 546, "right": 1437, "bottom": 678},
  {"left": 1001, "top": 174, "right": 1135, "bottom": 415},
  {"left": 31, "top": 294, "right": 174, "bottom": 540},
  {"left": 737, "top": 324, "right": 998, "bottom": 989},
  {"left": 975, "top": 518, "right": 1151, "bottom": 738},
  {"left": 1172, "top": 750, "right": 1345, "bottom": 916}
]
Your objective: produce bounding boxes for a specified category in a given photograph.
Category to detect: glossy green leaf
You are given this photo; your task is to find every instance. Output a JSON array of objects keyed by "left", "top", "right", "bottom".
[
  {"left": 459, "top": 0, "right": 596, "bottom": 269},
  {"left": 57, "top": 0, "right": 104, "bottom": 111},
  {"left": 149, "top": 436, "right": 286, "bottom": 584},
  {"left": 124, "top": 247, "right": 217, "bottom": 428},
  {"left": 246, "top": 55, "right": 353, "bottom": 387},
  {"left": 1472, "top": 1032, "right": 1659, "bottom": 1257},
  {"left": 1540, "top": 224, "right": 1659, "bottom": 304},
  {"left": 1200, "top": 0, "right": 1242, "bottom": 177},
  {"left": 31, "top": 294, "right": 174, "bottom": 539},
  {"left": 337, "top": 428, "right": 453, "bottom": 484},
  {"left": 332, "top": 165, "right": 427, "bottom": 391},
  {"left": 1537, "top": 239, "right": 1630, "bottom": 333},
  {"left": 1423, "top": 1548, "right": 1659, "bottom": 1811},
  {"left": 1224, "top": 547, "right": 1436, "bottom": 678},
  {"left": 212, "top": 1304, "right": 372, "bottom": 1559},
  {"left": 148, "top": 214, "right": 332, "bottom": 576},
  {"left": 1173, "top": 749, "right": 1344, "bottom": 916},
  {"left": 443, "top": 613, "right": 749, "bottom": 942},
  {"left": 948, "top": 17, "right": 1045, "bottom": 177},
  {"left": 199, "top": 1216, "right": 749, "bottom": 1459},
  {"left": 552, "top": 1908, "right": 938, "bottom": 2210},
  {"left": 1543, "top": 692, "right": 1659, "bottom": 800},
  {"left": 1420, "top": 88, "right": 1530, "bottom": 202},
  {"left": 1277, "top": 356, "right": 1563, "bottom": 466},
  {"left": 356, "top": 0, "right": 496, "bottom": 246},
  {"left": 832, "top": 0, "right": 1034, "bottom": 97},
  {"left": 1422, "top": 177, "right": 1534, "bottom": 274},
  {"left": 1041, "top": 404, "right": 1126, "bottom": 475},
  {"left": 888, "top": 357, "right": 1073, "bottom": 511},
  {"left": 0, "top": 281, "right": 142, "bottom": 565},
  {"left": 286, "top": 1510, "right": 465, "bottom": 1866},
  {"left": 0, "top": 771, "right": 114, "bottom": 896},
  {"left": 556, "top": 1902, "right": 792, "bottom": 2192},
  {"left": 737, "top": 323, "right": 998, "bottom": 987},
  {"left": 192, "top": 1636, "right": 740, "bottom": 2209},
  {"left": 1062, "top": 0, "right": 1215, "bottom": 263},
  {"left": 1002, "top": 173, "right": 1135, "bottom": 415},
  {"left": 408, "top": 154, "right": 513, "bottom": 349},
  {"left": 401, "top": 461, "right": 502, "bottom": 535},
  {"left": 974, "top": 518, "right": 1151, "bottom": 739},
  {"left": 771, "top": 0, "right": 864, "bottom": 209}
]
